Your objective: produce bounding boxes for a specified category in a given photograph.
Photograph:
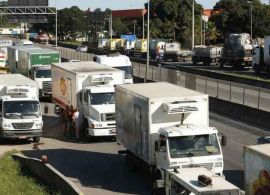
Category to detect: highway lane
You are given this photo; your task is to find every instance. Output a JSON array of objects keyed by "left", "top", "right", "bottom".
[{"left": 0, "top": 102, "right": 267, "bottom": 194}]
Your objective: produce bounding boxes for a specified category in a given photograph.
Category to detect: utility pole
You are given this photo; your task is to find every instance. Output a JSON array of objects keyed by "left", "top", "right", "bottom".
[
  {"left": 142, "top": 14, "right": 145, "bottom": 39},
  {"left": 192, "top": 0, "right": 195, "bottom": 48},
  {"left": 145, "top": 0, "right": 150, "bottom": 83},
  {"left": 55, "top": 0, "right": 58, "bottom": 48}
]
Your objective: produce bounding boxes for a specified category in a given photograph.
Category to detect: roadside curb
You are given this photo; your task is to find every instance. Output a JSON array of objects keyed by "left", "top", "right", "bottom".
[{"left": 12, "top": 154, "right": 84, "bottom": 195}]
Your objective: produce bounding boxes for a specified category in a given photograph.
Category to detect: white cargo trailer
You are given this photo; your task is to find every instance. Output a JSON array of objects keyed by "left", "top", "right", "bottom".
[
  {"left": 94, "top": 53, "right": 133, "bottom": 84},
  {"left": 116, "top": 82, "right": 225, "bottom": 181},
  {"left": 0, "top": 74, "right": 42, "bottom": 142},
  {"left": 244, "top": 144, "right": 270, "bottom": 195},
  {"left": 52, "top": 61, "right": 125, "bottom": 137}
]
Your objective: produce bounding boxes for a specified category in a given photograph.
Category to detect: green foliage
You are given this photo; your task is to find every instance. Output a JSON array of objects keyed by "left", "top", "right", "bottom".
[
  {"left": 211, "top": 0, "right": 270, "bottom": 39},
  {"left": 0, "top": 151, "right": 59, "bottom": 195},
  {"left": 145, "top": 0, "right": 203, "bottom": 49}
]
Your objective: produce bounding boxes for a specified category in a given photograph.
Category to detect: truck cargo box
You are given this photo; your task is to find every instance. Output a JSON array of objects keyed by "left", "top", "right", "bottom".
[
  {"left": 52, "top": 61, "right": 125, "bottom": 110},
  {"left": 116, "top": 82, "right": 209, "bottom": 165},
  {"left": 244, "top": 144, "right": 270, "bottom": 195}
]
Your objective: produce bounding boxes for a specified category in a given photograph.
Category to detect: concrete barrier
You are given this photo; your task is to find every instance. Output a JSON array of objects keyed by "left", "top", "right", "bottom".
[
  {"left": 12, "top": 154, "right": 84, "bottom": 195},
  {"left": 209, "top": 97, "right": 270, "bottom": 129}
]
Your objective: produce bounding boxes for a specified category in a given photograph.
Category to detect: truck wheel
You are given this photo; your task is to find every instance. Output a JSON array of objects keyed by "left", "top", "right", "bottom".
[
  {"left": 33, "top": 137, "right": 40, "bottom": 143},
  {"left": 126, "top": 152, "right": 137, "bottom": 171},
  {"left": 254, "top": 64, "right": 261, "bottom": 75}
]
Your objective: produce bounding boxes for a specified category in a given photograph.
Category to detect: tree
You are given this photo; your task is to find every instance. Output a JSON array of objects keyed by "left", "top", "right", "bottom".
[
  {"left": 145, "top": 0, "right": 203, "bottom": 49},
  {"left": 205, "top": 21, "right": 220, "bottom": 44},
  {"left": 210, "top": 0, "right": 270, "bottom": 39}
]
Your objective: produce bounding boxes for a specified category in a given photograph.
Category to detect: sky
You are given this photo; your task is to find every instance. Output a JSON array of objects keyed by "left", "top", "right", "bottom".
[
  {"left": 48, "top": 0, "right": 220, "bottom": 10},
  {"left": 48, "top": 0, "right": 269, "bottom": 10}
]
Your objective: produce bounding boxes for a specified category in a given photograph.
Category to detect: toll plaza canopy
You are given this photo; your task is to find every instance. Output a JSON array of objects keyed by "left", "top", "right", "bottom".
[{"left": 112, "top": 9, "right": 147, "bottom": 18}]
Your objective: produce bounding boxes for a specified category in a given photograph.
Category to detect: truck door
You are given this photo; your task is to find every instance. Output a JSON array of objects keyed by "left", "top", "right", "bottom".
[
  {"left": 134, "top": 105, "right": 143, "bottom": 157},
  {"left": 66, "top": 78, "right": 72, "bottom": 105}
]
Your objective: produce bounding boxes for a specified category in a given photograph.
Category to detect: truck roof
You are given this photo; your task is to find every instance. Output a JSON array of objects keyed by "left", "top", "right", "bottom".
[
  {"left": 245, "top": 144, "right": 270, "bottom": 157},
  {"left": 117, "top": 82, "right": 206, "bottom": 99},
  {"left": 52, "top": 61, "right": 122, "bottom": 74},
  {"left": 0, "top": 74, "right": 38, "bottom": 87},
  {"left": 21, "top": 48, "right": 59, "bottom": 54},
  {"left": 159, "top": 125, "right": 217, "bottom": 137},
  {"left": 169, "top": 167, "right": 239, "bottom": 193}
]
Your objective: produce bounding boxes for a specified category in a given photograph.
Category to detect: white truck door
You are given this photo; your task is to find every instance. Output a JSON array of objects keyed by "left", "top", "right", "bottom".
[{"left": 134, "top": 105, "right": 143, "bottom": 157}]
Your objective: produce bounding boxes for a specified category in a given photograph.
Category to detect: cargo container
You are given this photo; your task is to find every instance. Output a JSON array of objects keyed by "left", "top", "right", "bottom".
[
  {"left": 244, "top": 144, "right": 270, "bottom": 195},
  {"left": 192, "top": 45, "right": 222, "bottom": 65}
]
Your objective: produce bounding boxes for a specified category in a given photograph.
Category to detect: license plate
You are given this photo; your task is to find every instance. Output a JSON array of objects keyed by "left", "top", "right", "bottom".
[{"left": 19, "top": 136, "right": 27, "bottom": 139}]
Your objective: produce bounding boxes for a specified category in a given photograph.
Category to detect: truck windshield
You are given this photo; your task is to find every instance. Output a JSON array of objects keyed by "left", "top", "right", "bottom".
[
  {"left": 169, "top": 134, "right": 221, "bottom": 158},
  {"left": 3, "top": 101, "right": 41, "bottom": 119},
  {"left": 36, "top": 69, "right": 51, "bottom": 78},
  {"left": 115, "top": 66, "right": 132, "bottom": 79},
  {"left": 91, "top": 93, "right": 115, "bottom": 105}
]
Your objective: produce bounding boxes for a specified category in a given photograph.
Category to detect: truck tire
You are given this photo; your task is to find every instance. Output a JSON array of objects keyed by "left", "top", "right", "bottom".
[
  {"left": 192, "top": 57, "right": 197, "bottom": 65},
  {"left": 33, "top": 137, "right": 40, "bottom": 143}
]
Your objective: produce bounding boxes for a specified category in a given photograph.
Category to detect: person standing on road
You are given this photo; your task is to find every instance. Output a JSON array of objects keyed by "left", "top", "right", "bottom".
[{"left": 72, "top": 107, "right": 80, "bottom": 142}]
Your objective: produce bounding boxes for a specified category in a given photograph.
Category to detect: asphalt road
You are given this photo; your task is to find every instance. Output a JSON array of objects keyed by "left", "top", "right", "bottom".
[{"left": 0, "top": 102, "right": 268, "bottom": 194}]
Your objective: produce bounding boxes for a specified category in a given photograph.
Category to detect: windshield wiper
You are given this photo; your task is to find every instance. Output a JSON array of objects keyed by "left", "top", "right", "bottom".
[{"left": 5, "top": 113, "right": 23, "bottom": 119}]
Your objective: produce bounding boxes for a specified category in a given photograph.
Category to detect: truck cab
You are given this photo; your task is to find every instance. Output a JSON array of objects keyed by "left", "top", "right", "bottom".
[
  {"left": 30, "top": 65, "right": 52, "bottom": 97},
  {"left": 80, "top": 85, "right": 116, "bottom": 137},
  {"left": 0, "top": 85, "right": 42, "bottom": 142},
  {"left": 155, "top": 124, "right": 224, "bottom": 178}
]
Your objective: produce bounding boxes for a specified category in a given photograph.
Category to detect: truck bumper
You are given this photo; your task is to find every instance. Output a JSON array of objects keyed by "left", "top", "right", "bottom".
[
  {"left": 87, "top": 127, "right": 116, "bottom": 137},
  {"left": 0, "top": 129, "right": 42, "bottom": 139}
]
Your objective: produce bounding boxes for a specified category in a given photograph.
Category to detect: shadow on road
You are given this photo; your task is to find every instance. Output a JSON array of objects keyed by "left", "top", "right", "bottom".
[
  {"left": 224, "top": 170, "right": 244, "bottom": 190},
  {"left": 22, "top": 149, "right": 151, "bottom": 194}
]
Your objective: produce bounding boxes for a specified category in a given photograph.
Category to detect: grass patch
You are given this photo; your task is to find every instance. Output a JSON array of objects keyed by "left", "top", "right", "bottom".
[
  {"left": 0, "top": 150, "right": 60, "bottom": 195},
  {"left": 63, "top": 40, "right": 82, "bottom": 46}
]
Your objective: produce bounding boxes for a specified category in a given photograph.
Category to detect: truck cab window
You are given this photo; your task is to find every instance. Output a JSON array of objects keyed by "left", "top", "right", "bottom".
[{"left": 84, "top": 92, "right": 89, "bottom": 104}]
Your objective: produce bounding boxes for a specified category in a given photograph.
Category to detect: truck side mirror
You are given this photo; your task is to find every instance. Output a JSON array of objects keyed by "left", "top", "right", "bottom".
[
  {"left": 221, "top": 135, "right": 227, "bottom": 146},
  {"left": 44, "top": 104, "right": 49, "bottom": 114},
  {"left": 155, "top": 141, "right": 159, "bottom": 152}
]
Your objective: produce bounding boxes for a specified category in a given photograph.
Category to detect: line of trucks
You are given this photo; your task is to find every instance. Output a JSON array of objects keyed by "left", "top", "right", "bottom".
[
  {"left": 93, "top": 35, "right": 192, "bottom": 62},
  {"left": 192, "top": 33, "right": 253, "bottom": 69}
]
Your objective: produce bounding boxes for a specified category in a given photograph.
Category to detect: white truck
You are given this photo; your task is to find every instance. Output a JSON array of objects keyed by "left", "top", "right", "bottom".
[
  {"left": 52, "top": 61, "right": 125, "bottom": 137},
  {"left": 116, "top": 82, "right": 226, "bottom": 181},
  {"left": 16, "top": 48, "right": 60, "bottom": 97},
  {"left": 163, "top": 42, "right": 191, "bottom": 62},
  {"left": 244, "top": 144, "right": 270, "bottom": 195},
  {"left": 93, "top": 53, "right": 133, "bottom": 84},
  {"left": 0, "top": 74, "right": 42, "bottom": 142},
  {"left": 252, "top": 36, "right": 270, "bottom": 74},
  {"left": 192, "top": 45, "right": 222, "bottom": 66}
]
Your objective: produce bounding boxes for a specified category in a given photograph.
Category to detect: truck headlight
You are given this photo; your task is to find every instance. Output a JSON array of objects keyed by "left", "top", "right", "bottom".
[
  {"left": 3, "top": 123, "right": 11, "bottom": 129},
  {"left": 35, "top": 123, "right": 43, "bottom": 128},
  {"left": 91, "top": 123, "right": 103, "bottom": 128},
  {"left": 170, "top": 162, "right": 178, "bottom": 166},
  {"left": 215, "top": 162, "right": 223, "bottom": 168}
]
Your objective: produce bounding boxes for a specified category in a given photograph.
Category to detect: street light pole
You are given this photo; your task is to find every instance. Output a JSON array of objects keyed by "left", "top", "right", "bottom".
[
  {"left": 55, "top": 0, "right": 58, "bottom": 48},
  {"left": 247, "top": 1, "right": 253, "bottom": 40},
  {"left": 143, "top": 14, "right": 145, "bottom": 39},
  {"left": 192, "top": 0, "right": 195, "bottom": 48},
  {"left": 144, "top": 0, "right": 150, "bottom": 83}
]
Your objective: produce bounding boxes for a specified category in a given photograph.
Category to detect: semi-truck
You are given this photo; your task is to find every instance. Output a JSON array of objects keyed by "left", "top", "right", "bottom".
[
  {"left": 116, "top": 82, "right": 226, "bottom": 180},
  {"left": 93, "top": 53, "right": 133, "bottom": 84},
  {"left": 192, "top": 45, "right": 222, "bottom": 65},
  {"left": 163, "top": 42, "right": 191, "bottom": 62},
  {"left": 133, "top": 39, "right": 147, "bottom": 58},
  {"left": 252, "top": 36, "right": 270, "bottom": 74},
  {"left": 220, "top": 33, "right": 253, "bottom": 69},
  {"left": 16, "top": 48, "right": 60, "bottom": 97},
  {"left": 0, "top": 74, "right": 42, "bottom": 142},
  {"left": 52, "top": 61, "right": 125, "bottom": 137},
  {"left": 244, "top": 144, "right": 270, "bottom": 195}
]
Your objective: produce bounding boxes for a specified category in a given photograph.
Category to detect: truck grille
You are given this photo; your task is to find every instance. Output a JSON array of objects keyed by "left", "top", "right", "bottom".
[
  {"left": 182, "top": 163, "right": 213, "bottom": 171},
  {"left": 104, "top": 113, "right": 115, "bottom": 121},
  {"left": 42, "top": 81, "right": 52, "bottom": 93},
  {"left": 12, "top": 123, "right": 34, "bottom": 130}
]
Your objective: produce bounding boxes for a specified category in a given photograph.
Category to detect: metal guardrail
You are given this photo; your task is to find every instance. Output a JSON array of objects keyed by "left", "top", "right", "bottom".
[{"left": 133, "top": 62, "right": 270, "bottom": 112}]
